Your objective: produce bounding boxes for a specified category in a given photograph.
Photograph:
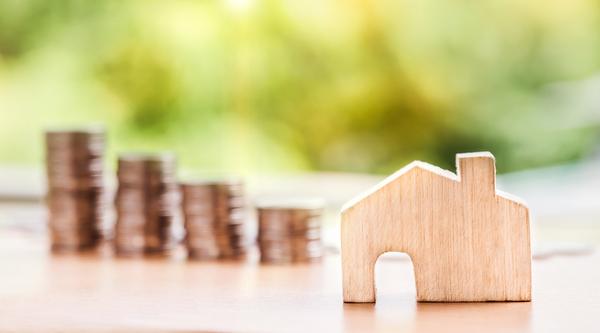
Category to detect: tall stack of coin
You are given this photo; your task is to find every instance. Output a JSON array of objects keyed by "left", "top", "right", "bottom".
[
  {"left": 181, "top": 179, "right": 247, "bottom": 260},
  {"left": 45, "top": 128, "right": 108, "bottom": 252},
  {"left": 257, "top": 200, "right": 324, "bottom": 264},
  {"left": 114, "top": 153, "right": 180, "bottom": 256}
]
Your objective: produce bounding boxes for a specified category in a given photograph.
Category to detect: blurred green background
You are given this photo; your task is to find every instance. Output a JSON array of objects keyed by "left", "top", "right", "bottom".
[{"left": 1, "top": 0, "right": 599, "bottom": 175}]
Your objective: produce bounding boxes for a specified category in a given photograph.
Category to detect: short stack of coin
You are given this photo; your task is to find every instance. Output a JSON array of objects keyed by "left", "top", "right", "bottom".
[
  {"left": 114, "top": 153, "right": 180, "bottom": 256},
  {"left": 45, "top": 128, "right": 108, "bottom": 252},
  {"left": 257, "top": 199, "right": 324, "bottom": 264},
  {"left": 181, "top": 179, "right": 247, "bottom": 260}
]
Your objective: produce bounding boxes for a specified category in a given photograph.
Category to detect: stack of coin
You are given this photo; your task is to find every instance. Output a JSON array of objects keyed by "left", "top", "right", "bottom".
[
  {"left": 257, "top": 199, "right": 324, "bottom": 264},
  {"left": 45, "top": 128, "right": 108, "bottom": 252},
  {"left": 181, "top": 179, "right": 247, "bottom": 260},
  {"left": 114, "top": 153, "right": 180, "bottom": 256}
]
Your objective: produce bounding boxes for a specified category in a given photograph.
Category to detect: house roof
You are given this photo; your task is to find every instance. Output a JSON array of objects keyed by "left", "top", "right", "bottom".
[
  {"left": 341, "top": 159, "right": 527, "bottom": 213},
  {"left": 456, "top": 151, "right": 495, "bottom": 160},
  {"left": 341, "top": 161, "right": 458, "bottom": 212}
]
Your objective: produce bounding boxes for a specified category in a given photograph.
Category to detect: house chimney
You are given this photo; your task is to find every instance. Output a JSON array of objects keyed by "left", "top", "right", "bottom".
[{"left": 456, "top": 152, "right": 496, "bottom": 195}]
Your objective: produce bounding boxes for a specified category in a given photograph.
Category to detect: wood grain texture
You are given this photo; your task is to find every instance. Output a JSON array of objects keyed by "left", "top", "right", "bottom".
[
  {"left": 0, "top": 229, "right": 598, "bottom": 333},
  {"left": 341, "top": 152, "right": 531, "bottom": 303}
]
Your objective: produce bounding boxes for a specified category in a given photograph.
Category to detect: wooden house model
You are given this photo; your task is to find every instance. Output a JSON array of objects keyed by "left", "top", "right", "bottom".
[{"left": 341, "top": 152, "right": 531, "bottom": 303}]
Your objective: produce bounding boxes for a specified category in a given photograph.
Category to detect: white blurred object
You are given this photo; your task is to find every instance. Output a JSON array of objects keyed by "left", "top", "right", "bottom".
[{"left": 532, "top": 242, "right": 595, "bottom": 260}]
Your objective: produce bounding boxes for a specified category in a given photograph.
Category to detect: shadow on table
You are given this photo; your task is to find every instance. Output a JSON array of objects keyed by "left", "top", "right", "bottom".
[{"left": 342, "top": 298, "right": 532, "bottom": 333}]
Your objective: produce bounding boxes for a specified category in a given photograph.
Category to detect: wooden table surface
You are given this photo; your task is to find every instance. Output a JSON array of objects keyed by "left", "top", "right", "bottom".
[{"left": 0, "top": 230, "right": 599, "bottom": 333}]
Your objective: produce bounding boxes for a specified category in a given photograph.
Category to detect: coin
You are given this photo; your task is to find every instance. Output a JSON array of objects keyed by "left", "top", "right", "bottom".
[
  {"left": 181, "top": 179, "right": 248, "bottom": 260},
  {"left": 256, "top": 198, "right": 325, "bottom": 264},
  {"left": 114, "top": 153, "right": 181, "bottom": 257},
  {"left": 45, "top": 128, "right": 108, "bottom": 252}
]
